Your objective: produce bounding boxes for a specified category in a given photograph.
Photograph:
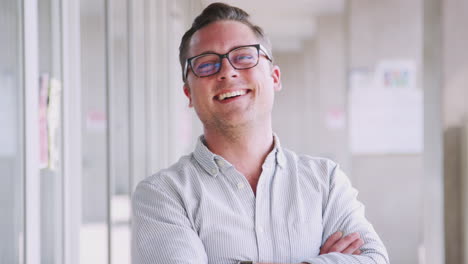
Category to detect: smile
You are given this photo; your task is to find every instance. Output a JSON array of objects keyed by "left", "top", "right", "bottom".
[{"left": 216, "top": 89, "right": 249, "bottom": 101}]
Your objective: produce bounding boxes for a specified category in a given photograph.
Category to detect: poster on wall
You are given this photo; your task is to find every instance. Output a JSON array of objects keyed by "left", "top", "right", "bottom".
[
  {"left": 48, "top": 78, "right": 62, "bottom": 170},
  {"left": 39, "top": 74, "right": 50, "bottom": 168},
  {"left": 38, "top": 74, "right": 62, "bottom": 170},
  {"left": 349, "top": 60, "right": 423, "bottom": 154}
]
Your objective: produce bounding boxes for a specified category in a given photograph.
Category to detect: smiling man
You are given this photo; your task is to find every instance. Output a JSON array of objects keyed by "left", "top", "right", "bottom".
[{"left": 131, "top": 2, "right": 389, "bottom": 264}]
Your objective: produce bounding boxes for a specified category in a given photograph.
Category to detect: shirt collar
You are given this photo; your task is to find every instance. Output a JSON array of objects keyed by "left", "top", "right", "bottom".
[
  {"left": 273, "top": 134, "right": 286, "bottom": 169},
  {"left": 193, "top": 134, "right": 286, "bottom": 177},
  {"left": 193, "top": 136, "right": 221, "bottom": 177}
]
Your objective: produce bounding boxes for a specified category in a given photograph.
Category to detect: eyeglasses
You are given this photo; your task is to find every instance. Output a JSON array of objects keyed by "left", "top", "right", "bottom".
[{"left": 184, "top": 44, "right": 272, "bottom": 81}]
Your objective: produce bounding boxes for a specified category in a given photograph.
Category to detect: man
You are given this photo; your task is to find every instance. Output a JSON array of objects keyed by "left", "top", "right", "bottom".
[{"left": 132, "top": 2, "right": 389, "bottom": 264}]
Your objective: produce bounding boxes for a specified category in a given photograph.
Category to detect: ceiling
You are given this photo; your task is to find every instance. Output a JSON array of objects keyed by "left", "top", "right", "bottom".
[{"left": 201, "top": 0, "right": 345, "bottom": 52}]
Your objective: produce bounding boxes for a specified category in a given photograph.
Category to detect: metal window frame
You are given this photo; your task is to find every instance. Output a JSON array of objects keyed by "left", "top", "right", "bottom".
[{"left": 61, "top": 0, "right": 82, "bottom": 263}]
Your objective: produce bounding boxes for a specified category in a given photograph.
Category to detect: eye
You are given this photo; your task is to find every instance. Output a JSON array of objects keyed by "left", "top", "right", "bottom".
[
  {"left": 230, "top": 48, "right": 257, "bottom": 66},
  {"left": 238, "top": 55, "right": 254, "bottom": 60},
  {"left": 198, "top": 62, "right": 215, "bottom": 69},
  {"left": 233, "top": 54, "right": 254, "bottom": 62},
  {"left": 196, "top": 62, "right": 220, "bottom": 75}
]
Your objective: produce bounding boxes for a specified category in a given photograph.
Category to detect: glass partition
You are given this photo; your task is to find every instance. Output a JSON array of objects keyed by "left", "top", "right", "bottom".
[
  {"left": 0, "top": 0, "right": 24, "bottom": 263},
  {"left": 108, "top": 1, "right": 131, "bottom": 263},
  {"left": 38, "top": 0, "right": 64, "bottom": 263},
  {"left": 80, "top": 0, "right": 109, "bottom": 263}
]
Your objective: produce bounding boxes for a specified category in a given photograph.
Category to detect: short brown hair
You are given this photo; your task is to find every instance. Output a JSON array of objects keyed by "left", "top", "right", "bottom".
[{"left": 179, "top": 2, "right": 272, "bottom": 82}]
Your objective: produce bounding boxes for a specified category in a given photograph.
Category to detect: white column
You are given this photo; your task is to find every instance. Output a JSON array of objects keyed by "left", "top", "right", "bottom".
[
  {"left": 315, "top": 14, "right": 349, "bottom": 172},
  {"left": 463, "top": 124, "right": 468, "bottom": 264},
  {"left": 23, "top": 0, "right": 41, "bottom": 262},
  {"left": 442, "top": 0, "right": 468, "bottom": 263},
  {"left": 422, "top": 0, "right": 444, "bottom": 263}
]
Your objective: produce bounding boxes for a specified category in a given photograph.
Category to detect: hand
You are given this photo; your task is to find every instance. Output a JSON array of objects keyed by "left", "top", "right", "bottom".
[
  {"left": 253, "top": 232, "right": 363, "bottom": 264},
  {"left": 319, "top": 231, "right": 364, "bottom": 255}
]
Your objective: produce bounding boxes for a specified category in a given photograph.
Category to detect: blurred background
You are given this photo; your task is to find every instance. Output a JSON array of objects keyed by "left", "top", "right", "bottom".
[{"left": 0, "top": 0, "right": 467, "bottom": 263}]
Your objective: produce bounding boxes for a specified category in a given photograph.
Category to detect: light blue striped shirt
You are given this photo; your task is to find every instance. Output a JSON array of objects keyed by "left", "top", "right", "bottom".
[{"left": 132, "top": 136, "right": 389, "bottom": 264}]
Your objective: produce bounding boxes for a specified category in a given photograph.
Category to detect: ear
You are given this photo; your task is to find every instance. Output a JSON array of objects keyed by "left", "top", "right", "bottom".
[
  {"left": 183, "top": 84, "right": 193, "bottom": 107},
  {"left": 271, "top": 65, "right": 282, "bottom": 92}
]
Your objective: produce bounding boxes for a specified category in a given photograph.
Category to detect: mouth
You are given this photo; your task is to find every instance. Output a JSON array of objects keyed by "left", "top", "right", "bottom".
[{"left": 215, "top": 89, "right": 251, "bottom": 102}]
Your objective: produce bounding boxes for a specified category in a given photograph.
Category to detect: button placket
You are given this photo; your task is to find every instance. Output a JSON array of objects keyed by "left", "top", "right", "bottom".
[
  {"left": 255, "top": 168, "right": 267, "bottom": 260},
  {"left": 255, "top": 162, "right": 279, "bottom": 261},
  {"left": 258, "top": 226, "right": 264, "bottom": 233}
]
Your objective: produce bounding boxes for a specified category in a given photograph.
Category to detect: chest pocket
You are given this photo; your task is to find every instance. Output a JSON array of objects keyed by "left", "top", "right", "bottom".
[{"left": 288, "top": 219, "right": 322, "bottom": 263}]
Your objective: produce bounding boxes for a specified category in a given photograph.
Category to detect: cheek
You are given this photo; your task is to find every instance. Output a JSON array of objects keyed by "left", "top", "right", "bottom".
[
  {"left": 190, "top": 87, "right": 212, "bottom": 108},
  {"left": 191, "top": 93, "right": 204, "bottom": 108}
]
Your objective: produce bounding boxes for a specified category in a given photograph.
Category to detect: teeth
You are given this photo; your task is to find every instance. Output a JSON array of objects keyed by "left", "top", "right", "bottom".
[{"left": 218, "top": 90, "right": 247, "bottom": 100}]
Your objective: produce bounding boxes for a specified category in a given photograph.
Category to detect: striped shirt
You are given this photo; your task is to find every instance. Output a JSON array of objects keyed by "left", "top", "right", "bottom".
[{"left": 131, "top": 135, "right": 389, "bottom": 264}]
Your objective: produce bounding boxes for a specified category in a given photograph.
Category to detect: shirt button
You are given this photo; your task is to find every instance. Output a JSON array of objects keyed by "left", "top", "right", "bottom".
[
  {"left": 217, "top": 160, "right": 224, "bottom": 167},
  {"left": 211, "top": 169, "right": 217, "bottom": 175},
  {"left": 258, "top": 226, "right": 264, "bottom": 233},
  {"left": 237, "top": 182, "right": 245, "bottom": 189}
]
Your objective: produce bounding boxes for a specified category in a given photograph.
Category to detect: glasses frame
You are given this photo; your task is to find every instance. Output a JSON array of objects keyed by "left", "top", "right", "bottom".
[{"left": 183, "top": 44, "right": 272, "bottom": 81}]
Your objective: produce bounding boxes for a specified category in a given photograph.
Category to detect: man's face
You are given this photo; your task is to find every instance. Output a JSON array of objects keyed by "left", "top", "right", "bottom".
[{"left": 183, "top": 20, "right": 281, "bottom": 131}]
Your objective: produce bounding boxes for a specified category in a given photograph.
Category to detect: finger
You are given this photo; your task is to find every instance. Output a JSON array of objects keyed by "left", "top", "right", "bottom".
[
  {"left": 320, "top": 231, "right": 343, "bottom": 254},
  {"left": 352, "top": 249, "right": 362, "bottom": 255},
  {"left": 342, "top": 238, "right": 364, "bottom": 254},
  {"left": 328, "top": 232, "right": 360, "bottom": 253}
]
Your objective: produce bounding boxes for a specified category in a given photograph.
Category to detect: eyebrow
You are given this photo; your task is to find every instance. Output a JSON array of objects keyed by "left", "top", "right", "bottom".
[{"left": 190, "top": 44, "right": 255, "bottom": 57}]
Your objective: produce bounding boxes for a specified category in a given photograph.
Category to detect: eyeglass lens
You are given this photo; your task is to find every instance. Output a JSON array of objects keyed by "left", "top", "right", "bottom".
[{"left": 191, "top": 46, "right": 259, "bottom": 77}]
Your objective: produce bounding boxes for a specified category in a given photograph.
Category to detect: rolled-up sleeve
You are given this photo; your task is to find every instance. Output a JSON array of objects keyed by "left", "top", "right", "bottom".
[
  {"left": 304, "top": 163, "right": 390, "bottom": 264},
  {"left": 131, "top": 180, "right": 208, "bottom": 264}
]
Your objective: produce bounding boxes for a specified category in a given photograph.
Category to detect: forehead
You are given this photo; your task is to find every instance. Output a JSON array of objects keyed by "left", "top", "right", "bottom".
[{"left": 188, "top": 20, "right": 259, "bottom": 57}]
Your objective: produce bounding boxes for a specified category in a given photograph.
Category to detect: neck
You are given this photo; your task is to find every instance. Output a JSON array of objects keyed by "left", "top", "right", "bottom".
[{"left": 203, "top": 120, "right": 275, "bottom": 183}]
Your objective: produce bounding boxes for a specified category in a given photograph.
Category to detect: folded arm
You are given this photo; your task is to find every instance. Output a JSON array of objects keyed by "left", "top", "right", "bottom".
[
  {"left": 302, "top": 163, "right": 389, "bottom": 264},
  {"left": 255, "top": 230, "right": 365, "bottom": 264}
]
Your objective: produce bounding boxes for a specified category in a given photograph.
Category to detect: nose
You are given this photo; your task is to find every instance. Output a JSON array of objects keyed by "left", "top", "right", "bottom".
[{"left": 216, "top": 57, "right": 238, "bottom": 81}]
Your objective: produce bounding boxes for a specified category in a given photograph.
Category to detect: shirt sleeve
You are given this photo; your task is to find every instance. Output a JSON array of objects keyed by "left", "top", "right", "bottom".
[
  {"left": 303, "top": 163, "right": 390, "bottom": 264},
  {"left": 131, "top": 180, "right": 208, "bottom": 264}
]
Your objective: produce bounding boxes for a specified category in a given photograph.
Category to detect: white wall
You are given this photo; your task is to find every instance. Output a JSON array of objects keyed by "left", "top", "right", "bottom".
[
  {"left": 273, "top": 14, "right": 349, "bottom": 172},
  {"left": 348, "top": 1, "right": 424, "bottom": 264},
  {"left": 275, "top": 1, "right": 428, "bottom": 263}
]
